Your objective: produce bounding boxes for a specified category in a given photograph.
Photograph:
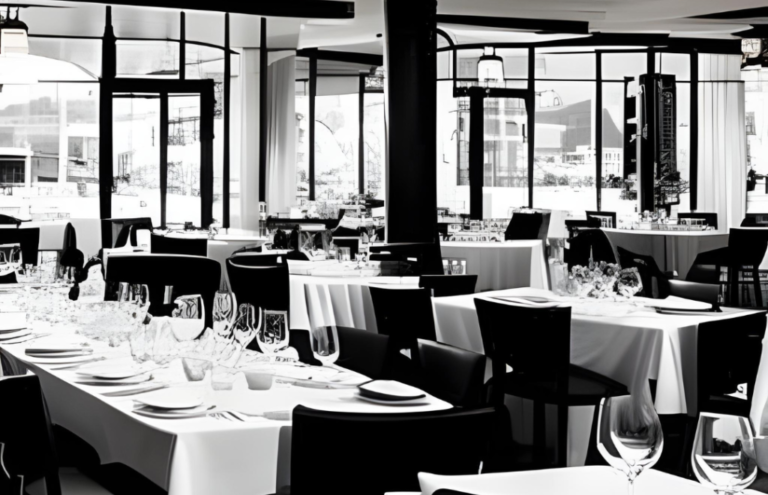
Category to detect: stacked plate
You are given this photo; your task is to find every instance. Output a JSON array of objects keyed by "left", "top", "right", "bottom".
[
  {"left": 0, "top": 312, "right": 30, "bottom": 343},
  {"left": 24, "top": 346, "right": 96, "bottom": 364},
  {"left": 355, "top": 380, "right": 429, "bottom": 406},
  {"left": 132, "top": 389, "right": 212, "bottom": 419},
  {"left": 74, "top": 366, "right": 153, "bottom": 386}
]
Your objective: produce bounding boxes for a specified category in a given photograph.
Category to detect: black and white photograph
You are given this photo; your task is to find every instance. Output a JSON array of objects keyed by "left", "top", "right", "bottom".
[{"left": 3, "top": 0, "right": 768, "bottom": 494}]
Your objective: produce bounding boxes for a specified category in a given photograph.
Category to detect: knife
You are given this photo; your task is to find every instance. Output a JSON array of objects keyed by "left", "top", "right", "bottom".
[
  {"left": 50, "top": 357, "right": 107, "bottom": 370},
  {"left": 100, "top": 384, "right": 168, "bottom": 397}
]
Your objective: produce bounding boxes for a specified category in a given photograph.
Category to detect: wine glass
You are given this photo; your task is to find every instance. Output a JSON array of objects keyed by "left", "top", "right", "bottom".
[
  {"left": 212, "top": 290, "right": 237, "bottom": 338},
  {"left": 257, "top": 310, "right": 290, "bottom": 356},
  {"left": 597, "top": 393, "right": 664, "bottom": 494},
  {"left": 692, "top": 413, "right": 758, "bottom": 494},
  {"left": 310, "top": 325, "right": 339, "bottom": 366},
  {"left": 171, "top": 294, "right": 205, "bottom": 341},
  {"left": 232, "top": 303, "right": 262, "bottom": 350}
]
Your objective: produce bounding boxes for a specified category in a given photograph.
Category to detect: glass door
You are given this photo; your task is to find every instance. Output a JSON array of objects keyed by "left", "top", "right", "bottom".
[{"left": 166, "top": 93, "right": 201, "bottom": 227}]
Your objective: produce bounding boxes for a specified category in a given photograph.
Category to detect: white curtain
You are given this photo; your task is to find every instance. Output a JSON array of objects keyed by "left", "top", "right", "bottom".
[
  {"left": 266, "top": 54, "right": 297, "bottom": 215},
  {"left": 697, "top": 54, "right": 746, "bottom": 230}
]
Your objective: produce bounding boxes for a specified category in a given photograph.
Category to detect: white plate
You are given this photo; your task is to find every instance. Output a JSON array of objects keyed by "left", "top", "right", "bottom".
[
  {"left": 133, "top": 404, "right": 213, "bottom": 419},
  {"left": 26, "top": 346, "right": 91, "bottom": 354},
  {"left": 353, "top": 391, "right": 430, "bottom": 406},
  {"left": 26, "top": 350, "right": 92, "bottom": 358},
  {"left": 134, "top": 388, "right": 205, "bottom": 410},
  {"left": 0, "top": 329, "right": 31, "bottom": 341},
  {"left": 26, "top": 354, "right": 101, "bottom": 365},
  {"left": 358, "top": 380, "right": 427, "bottom": 400},
  {"left": 75, "top": 373, "right": 153, "bottom": 386},
  {"left": 647, "top": 296, "right": 712, "bottom": 311},
  {"left": 76, "top": 366, "right": 147, "bottom": 380}
]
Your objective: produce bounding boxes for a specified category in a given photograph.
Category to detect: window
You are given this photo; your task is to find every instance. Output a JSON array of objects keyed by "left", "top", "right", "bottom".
[
  {"left": 747, "top": 112, "right": 757, "bottom": 136},
  {"left": 117, "top": 152, "right": 132, "bottom": 177}
]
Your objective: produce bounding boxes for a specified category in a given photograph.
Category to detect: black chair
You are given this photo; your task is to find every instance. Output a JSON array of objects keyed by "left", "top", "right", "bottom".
[
  {"left": 474, "top": 299, "right": 628, "bottom": 468},
  {"left": 105, "top": 254, "right": 220, "bottom": 328},
  {"left": 417, "top": 340, "right": 486, "bottom": 409},
  {"left": 231, "top": 243, "right": 266, "bottom": 255},
  {"left": 370, "top": 287, "right": 437, "bottom": 365},
  {"left": 505, "top": 212, "right": 543, "bottom": 241},
  {"left": 0, "top": 375, "right": 112, "bottom": 495},
  {"left": 668, "top": 280, "right": 720, "bottom": 306},
  {"left": 419, "top": 274, "right": 477, "bottom": 297},
  {"left": 227, "top": 259, "right": 289, "bottom": 347},
  {"left": 686, "top": 248, "right": 723, "bottom": 285},
  {"left": 617, "top": 246, "right": 671, "bottom": 299},
  {"left": 586, "top": 210, "right": 616, "bottom": 229},
  {"left": 369, "top": 240, "right": 444, "bottom": 276},
  {"left": 0, "top": 227, "right": 40, "bottom": 267},
  {"left": 331, "top": 237, "right": 360, "bottom": 258},
  {"left": 725, "top": 228, "right": 768, "bottom": 307},
  {"left": 150, "top": 233, "right": 207, "bottom": 257},
  {"left": 102, "top": 217, "right": 153, "bottom": 248},
  {"left": 229, "top": 252, "right": 284, "bottom": 266},
  {"left": 565, "top": 217, "right": 600, "bottom": 238},
  {"left": 564, "top": 228, "right": 616, "bottom": 268},
  {"left": 678, "top": 212, "right": 718, "bottom": 230},
  {"left": 0, "top": 213, "right": 22, "bottom": 226},
  {"left": 285, "top": 405, "right": 494, "bottom": 495}
]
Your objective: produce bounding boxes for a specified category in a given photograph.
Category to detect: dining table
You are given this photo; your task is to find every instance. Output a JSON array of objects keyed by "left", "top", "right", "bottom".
[{"left": 0, "top": 288, "right": 450, "bottom": 495}]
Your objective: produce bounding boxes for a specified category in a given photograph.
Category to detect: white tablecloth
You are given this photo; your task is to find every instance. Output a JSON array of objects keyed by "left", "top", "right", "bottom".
[
  {"left": 1, "top": 218, "right": 102, "bottom": 258},
  {"left": 439, "top": 240, "right": 549, "bottom": 291},
  {"left": 0, "top": 324, "right": 450, "bottom": 495},
  {"left": 411, "top": 466, "right": 761, "bottom": 495},
  {"left": 290, "top": 273, "right": 419, "bottom": 331}
]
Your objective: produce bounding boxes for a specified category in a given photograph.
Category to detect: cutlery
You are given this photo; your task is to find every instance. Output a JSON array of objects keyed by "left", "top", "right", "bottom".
[
  {"left": 210, "top": 410, "right": 290, "bottom": 421},
  {"left": 2, "top": 333, "right": 51, "bottom": 345},
  {"left": 101, "top": 384, "right": 169, "bottom": 397},
  {"left": 50, "top": 357, "right": 107, "bottom": 370}
]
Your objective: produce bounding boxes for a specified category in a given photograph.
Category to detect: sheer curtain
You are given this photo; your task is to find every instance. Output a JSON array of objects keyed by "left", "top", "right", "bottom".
[
  {"left": 697, "top": 54, "right": 746, "bottom": 230},
  {"left": 266, "top": 54, "right": 297, "bottom": 215}
]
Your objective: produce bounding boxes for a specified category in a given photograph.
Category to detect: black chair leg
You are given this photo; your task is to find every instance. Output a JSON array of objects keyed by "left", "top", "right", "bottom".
[
  {"left": 533, "top": 399, "right": 546, "bottom": 468},
  {"left": 556, "top": 403, "right": 568, "bottom": 467},
  {"left": 753, "top": 268, "right": 763, "bottom": 308}
]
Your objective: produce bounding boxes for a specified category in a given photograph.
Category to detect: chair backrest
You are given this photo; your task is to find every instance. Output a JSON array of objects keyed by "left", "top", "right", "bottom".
[
  {"left": 728, "top": 228, "right": 768, "bottom": 266},
  {"left": 505, "top": 212, "right": 543, "bottom": 241},
  {"left": 697, "top": 311, "right": 767, "bottom": 416},
  {"left": 564, "top": 228, "right": 616, "bottom": 268},
  {"left": 103, "top": 217, "right": 153, "bottom": 248},
  {"left": 370, "top": 287, "right": 437, "bottom": 360},
  {"left": 335, "top": 326, "right": 391, "bottom": 380},
  {"left": 419, "top": 274, "right": 477, "bottom": 297},
  {"left": 62, "top": 222, "right": 77, "bottom": 251},
  {"left": 105, "top": 254, "right": 220, "bottom": 328},
  {"left": 474, "top": 298, "right": 572, "bottom": 403},
  {"left": 0, "top": 227, "right": 39, "bottom": 266},
  {"left": 0, "top": 213, "right": 22, "bottom": 226},
  {"left": 418, "top": 340, "right": 486, "bottom": 408},
  {"left": 668, "top": 280, "right": 720, "bottom": 306},
  {"left": 290, "top": 405, "right": 494, "bottom": 495},
  {"left": 565, "top": 217, "right": 600, "bottom": 238},
  {"left": 332, "top": 237, "right": 360, "bottom": 258},
  {"left": 226, "top": 258, "right": 289, "bottom": 312},
  {"left": 231, "top": 243, "right": 266, "bottom": 255},
  {"left": 369, "top": 240, "right": 444, "bottom": 276},
  {"left": 229, "top": 252, "right": 284, "bottom": 266},
  {"left": 678, "top": 212, "right": 718, "bottom": 230},
  {"left": 150, "top": 233, "right": 208, "bottom": 257},
  {"left": 617, "top": 246, "right": 670, "bottom": 299},
  {"left": 0, "top": 375, "right": 61, "bottom": 495},
  {"left": 586, "top": 210, "right": 616, "bottom": 229}
]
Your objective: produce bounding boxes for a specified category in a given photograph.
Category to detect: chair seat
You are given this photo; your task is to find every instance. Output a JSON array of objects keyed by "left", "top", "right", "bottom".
[
  {"left": 26, "top": 468, "right": 114, "bottom": 495},
  {"left": 704, "top": 393, "right": 751, "bottom": 417},
  {"left": 498, "top": 364, "right": 628, "bottom": 406}
]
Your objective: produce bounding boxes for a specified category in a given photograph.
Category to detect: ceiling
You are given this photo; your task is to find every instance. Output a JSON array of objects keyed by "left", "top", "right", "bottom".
[{"left": 12, "top": 0, "right": 768, "bottom": 56}]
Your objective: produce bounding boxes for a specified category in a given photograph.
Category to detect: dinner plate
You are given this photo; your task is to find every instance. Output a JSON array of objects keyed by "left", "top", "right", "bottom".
[
  {"left": 76, "top": 366, "right": 147, "bottom": 380},
  {"left": 0, "top": 329, "right": 31, "bottom": 341},
  {"left": 75, "top": 373, "right": 153, "bottom": 386},
  {"left": 26, "top": 350, "right": 93, "bottom": 358},
  {"left": 25, "top": 354, "right": 103, "bottom": 365},
  {"left": 133, "top": 404, "right": 213, "bottom": 419},
  {"left": 26, "top": 346, "right": 92, "bottom": 354},
  {"left": 353, "top": 391, "right": 430, "bottom": 406},
  {"left": 358, "top": 380, "right": 427, "bottom": 402},
  {"left": 134, "top": 388, "right": 204, "bottom": 410},
  {"left": 647, "top": 296, "right": 713, "bottom": 312}
]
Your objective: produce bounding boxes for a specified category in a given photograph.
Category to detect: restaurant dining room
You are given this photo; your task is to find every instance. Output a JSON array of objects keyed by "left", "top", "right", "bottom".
[{"left": 5, "top": 0, "right": 768, "bottom": 494}]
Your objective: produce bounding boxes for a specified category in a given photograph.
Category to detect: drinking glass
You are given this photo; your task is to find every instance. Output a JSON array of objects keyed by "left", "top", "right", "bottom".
[
  {"left": 692, "top": 413, "right": 758, "bottom": 494},
  {"left": 170, "top": 294, "right": 205, "bottom": 341},
  {"left": 118, "top": 283, "right": 149, "bottom": 305},
  {"left": 257, "top": 310, "right": 290, "bottom": 356},
  {"left": 354, "top": 253, "right": 365, "bottom": 270},
  {"left": 211, "top": 365, "right": 239, "bottom": 391},
  {"left": 232, "top": 303, "right": 261, "bottom": 350},
  {"left": 597, "top": 394, "right": 664, "bottom": 494},
  {"left": 212, "top": 290, "right": 237, "bottom": 338},
  {"left": 310, "top": 325, "right": 340, "bottom": 366},
  {"left": 337, "top": 247, "right": 351, "bottom": 262}
]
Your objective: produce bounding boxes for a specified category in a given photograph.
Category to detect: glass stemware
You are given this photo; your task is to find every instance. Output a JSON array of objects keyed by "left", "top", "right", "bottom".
[
  {"left": 257, "top": 310, "right": 289, "bottom": 356},
  {"left": 597, "top": 393, "right": 664, "bottom": 494},
  {"left": 692, "top": 413, "right": 758, "bottom": 495},
  {"left": 232, "top": 303, "right": 262, "bottom": 350},
  {"left": 310, "top": 325, "right": 340, "bottom": 366},
  {"left": 213, "top": 290, "right": 237, "bottom": 337},
  {"left": 170, "top": 294, "right": 206, "bottom": 341}
]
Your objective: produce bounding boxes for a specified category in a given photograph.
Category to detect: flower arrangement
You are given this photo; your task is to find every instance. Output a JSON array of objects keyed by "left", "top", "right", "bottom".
[{"left": 563, "top": 261, "right": 643, "bottom": 299}]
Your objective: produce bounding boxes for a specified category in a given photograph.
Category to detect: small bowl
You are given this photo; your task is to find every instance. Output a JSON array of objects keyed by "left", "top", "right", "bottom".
[{"left": 244, "top": 370, "right": 274, "bottom": 391}]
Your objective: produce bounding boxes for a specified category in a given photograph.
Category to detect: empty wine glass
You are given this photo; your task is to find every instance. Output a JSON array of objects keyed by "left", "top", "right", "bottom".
[
  {"left": 597, "top": 393, "right": 664, "bottom": 494},
  {"left": 257, "top": 310, "right": 290, "bottom": 356},
  {"left": 310, "top": 325, "right": 339, "bottom": 366},
  {"left": 212, "top": 290, "right": 237, "bottom": 338},
  {"left": 171, "top": 294, "right": 205, "bottom": 341},
  {"left": 692, "top": 413, "right": 758, "bottom": 494},
  {"left": 232, "top": 303, "right": 262, "bottom": 350}
]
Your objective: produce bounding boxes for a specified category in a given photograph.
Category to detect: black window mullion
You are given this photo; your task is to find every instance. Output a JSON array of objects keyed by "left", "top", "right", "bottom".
[
  {"left": 596, "top": 52, "right": 603, "bottom": 211},
  {"left": 690, "top": 50, "right": 699, "bottom": 211},
  {"left": 359, "top": 75, "right": 365, "bottom": 195},
  {"left": 308, "top": 51, "right": 317, "bottom": 201},
  {"left": 528, "top": 47, "right": 535, "bottom": 208},
  {"left": 160, "top": 92, "right": 168, "bottom": 228}
]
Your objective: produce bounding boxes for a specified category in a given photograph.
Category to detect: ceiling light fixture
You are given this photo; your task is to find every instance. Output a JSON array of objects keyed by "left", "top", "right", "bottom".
[{"left": 477, "top": 46, "right": 503, "bottom": 87}]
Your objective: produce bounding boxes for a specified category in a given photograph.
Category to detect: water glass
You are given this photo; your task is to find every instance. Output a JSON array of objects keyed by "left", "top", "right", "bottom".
[
  {"left": 232, "top": 303, "right": 261, "bottom": 349},
  {"left": 337, "top": 247, "right": 351, "bottom": 262},
  {"left": 597, "top": 394, "right": 664, "bottom": 494},
  {"left": 257, "top": 310, "right": 289, "bottom": 355},
  {"left": 211, "top": 366, "right": 239, "bottom": 391},
  {"left": 182, "top": 357, "right": 212, "bottom": 382},
  {"left": 213, "top": 290, "right": 237, "bottom": 338},
  {"left": 692, "top": 413, "right": 758, "bottom": 494},
  {"left": 310, "top": 325, "right": 340, "bottom": 366}
]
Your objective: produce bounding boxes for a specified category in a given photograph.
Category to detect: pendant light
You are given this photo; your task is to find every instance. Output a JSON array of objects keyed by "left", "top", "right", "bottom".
[{"left": 477, "top": 46, "right": 504, "bottom": 87}]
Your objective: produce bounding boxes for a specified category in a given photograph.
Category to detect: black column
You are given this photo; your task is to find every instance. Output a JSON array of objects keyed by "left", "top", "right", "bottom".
[
  {"left": 595, "top": 52, "right": 603, "bottom": 211},
  {"left": 384, "top": 0, "right": 437, "bottom": 243},
  {"left": 308, "top": 50, "right": 317, "bottom": 200},
  {"left": 527, "top": 47, "right": 535, "bottom": 208},
  {"left": 179, "top": 12, "right": 186, "bottom": 80},
  {"left": 359, "top": 74, "right": 365, "bottom": 195},
  {"left": 259, "top": 17, "right": 268, "bottom": 202},
  {"left": 690, "top": 50, "right": 699, "bottom": 211},
  {"left": 160, "top": 93, "right": 168, "bottom": 228},
  {"left": 99, "top": 6, "right": 116, "bottom": 247},
  {"left": 468, "top": 88, "right": 484, "bottom": 220},
  {"left": 223, "top": 12, "right": 231, "bottom": 227}
]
